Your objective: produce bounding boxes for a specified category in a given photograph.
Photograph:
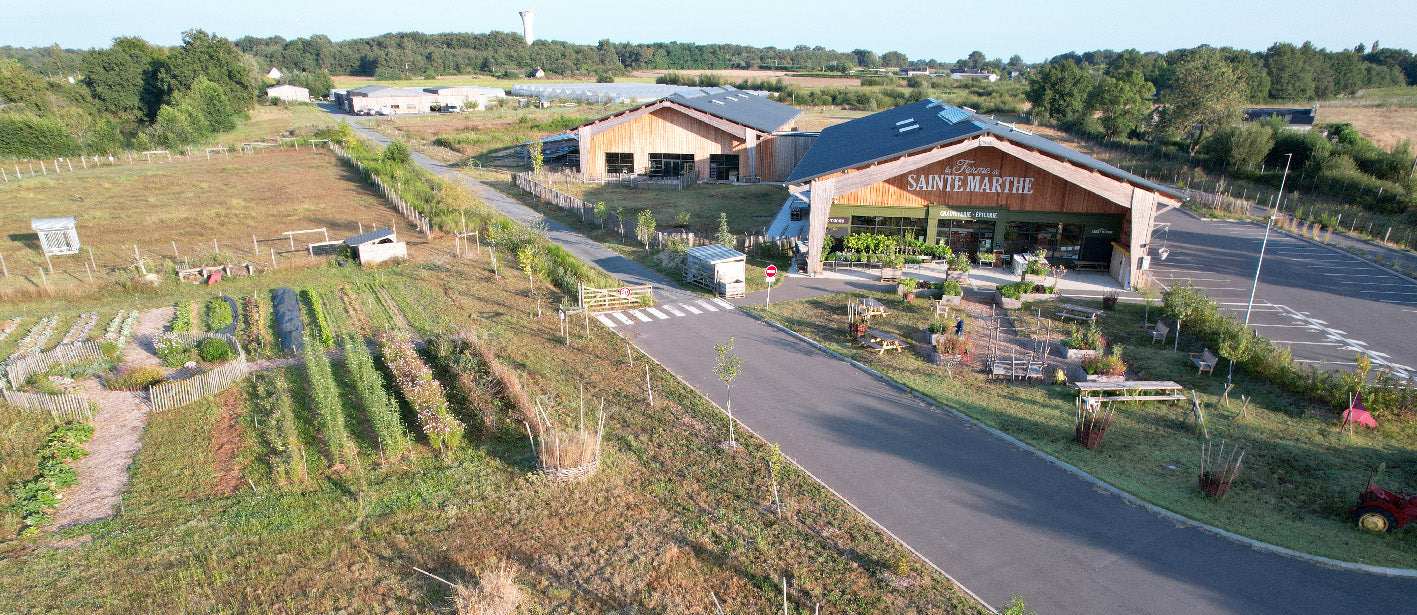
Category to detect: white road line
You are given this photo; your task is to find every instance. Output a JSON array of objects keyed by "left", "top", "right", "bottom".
[
  {"left": 697, "top": 300, "right": 719, "bottom": 312},
  {"left": 1330, "top": 280, "right": 1414, "bottom": 287},
  {"left": 1294, "top": 359, "right": 1359, "bottom": 365},
  {"left": 1269, "top": 340, "right": 1344, "bottom": 346},
  {"left": 613, "top": 312, "right": 634, "bottom": 325},
  {"left": 1359, "top": 289, "right": 1417, "bottom": 295},
  {"left": 1307, "top": 265, "right": 1374, "bottom": 270},
  {"left": 681, "top": 303, "right": 703, "bottom": 314},
  {"left": 712, "top": 298, "right": 735, "bottom": 309},
  {"left": 646, "top": 307, "right": 670, "bottom": 319},
  {"left": 663, "top": 304, "right": 685, "bottom": 317},
  {"left": 596, "top": 314, "right": 617, "bottom": 327},
  {"left": 629, "top": 310, "right": 652, "bottom": 322},
  {"left": 1320, "top": 273, "right": 1398, "bottom": 278},
  {"left": 1273, "top": 304, "right": 1410, "bottom": 375},
  {"left": 1248, "top": 323, "right": 1318, "bottom": 328},
  {"left": 1154, "top": 277, "right": 1235, "bottom": 282}
]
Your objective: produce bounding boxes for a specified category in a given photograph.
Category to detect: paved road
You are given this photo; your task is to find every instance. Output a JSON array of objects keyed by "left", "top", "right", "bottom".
[
  {"left": 329, "top": 110, "right": 1417, "bottom": 613},
  {"left": 623, "top": 299, "right": 1417, "bottom": 615},
  {"left": 1153, "top": 208, "right": 1417, "bottom": 377}
]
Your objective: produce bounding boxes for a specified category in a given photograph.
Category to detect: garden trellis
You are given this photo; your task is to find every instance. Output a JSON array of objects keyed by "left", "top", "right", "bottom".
[{"left": 31, "top": 217, "right": 81, "bottom": 256}]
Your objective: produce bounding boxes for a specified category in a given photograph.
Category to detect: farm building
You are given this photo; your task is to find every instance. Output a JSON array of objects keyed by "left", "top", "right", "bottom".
[
  {"left": 785, "top": 100, "right": 1184, "bottom": 288},
  {"left": 564, "top": 85, "right": 815, "bottom": 182},
  {"left": 266, "top": 67, "right": 283, "bottom": 80},
  {"left": 344, "top": 228, "right": 406, "bottom": 265},
  {"left": 509, "top": 82, "right": 769, "bottom": 104},
  {"left": 423, "top": 85, "right": 507, "bottom": 110},
  {"left": 265, "top": 84, "right": 310, "bottom": 102},
  {"left": 343, "top": 85, "right": 436, "bottom": 115},
  {"left": 683, "top": 244, "right": 747, "bottom": 298},
  {"left": 948, "top": 69, "right": 999, "bottom": 82},
  {"left": 1243, "top": 107, "right": 1316, "bottom": 131}
]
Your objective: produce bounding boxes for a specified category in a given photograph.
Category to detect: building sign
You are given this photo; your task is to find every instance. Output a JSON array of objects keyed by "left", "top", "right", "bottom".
[
  {"left": 827, "top": 217, "right": 848, "bottom": 224},
  {"left": 939, "top": 209, "right": 998, "bottom": 219},
  {"left": 905, "top": 159, "right": 1035, "bottom": 195}
]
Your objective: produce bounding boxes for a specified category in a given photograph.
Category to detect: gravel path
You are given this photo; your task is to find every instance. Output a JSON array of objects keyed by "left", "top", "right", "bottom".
[{"left": 53, "top": 307, "right": 171, "bottom": 528}]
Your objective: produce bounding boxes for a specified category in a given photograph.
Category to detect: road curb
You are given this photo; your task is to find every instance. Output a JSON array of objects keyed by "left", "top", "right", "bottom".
[{"left": 736, "top": 307, "right": 1417, "bottom": 579}]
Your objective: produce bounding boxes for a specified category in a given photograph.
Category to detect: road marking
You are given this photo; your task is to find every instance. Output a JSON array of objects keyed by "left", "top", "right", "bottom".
[
  {"left": 629, "top": 310, "right": 652, "bottom": 322},
  {"left": 681, "top": 303, "right": 702, "bottom": 314},
  {"left": 1359, "top": 289, "right": 1417, "bottom": 295},
  {"left": 596, "top": 314, "right": 617, "bottom": 327},
  {"left": 613, "top": 312, "right": 634, "bottom": 325},
  {"left": 712, "top": 298, "right": 735, "bottom": 309},
  {"left": 646, "top": 307, "right": 670, "bottom": 319},
  {"left": 663, "top": 304, "right": 685, "bottom": 317},
  {"left": 696, "top": 300, "right": 719, "bottom": 312}
]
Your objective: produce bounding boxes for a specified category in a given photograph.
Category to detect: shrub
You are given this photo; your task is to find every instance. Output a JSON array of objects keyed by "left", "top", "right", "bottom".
[
  {"left": 936, "top": 335, "right": 971, "bottom": 356},
  {"left": 104, "top": 366, "right": 164, "bottom": 390},
  {"left": 155, "top": 334, "right": 194, "bottom": 367},
  {"left": 170, "top": 301, "right": 194, "bottom": 332},
  {"left": 382, "top": 140, "right": 412, "bottom": 164},
  {"left": 1082, "top": 348, "right": 1127, "bottom": 376},
  {"left": 940, "top": 281, "right": 963, "bottom": 296},
  {"left": 198, "top": 337, "right": 234, "bottom": 362},
  {"left": 998, "top": 281, "right": 1033, "bottom": 299},
  {"left": 1064, "top": 322, "right": 1105, "bottom": 351}
]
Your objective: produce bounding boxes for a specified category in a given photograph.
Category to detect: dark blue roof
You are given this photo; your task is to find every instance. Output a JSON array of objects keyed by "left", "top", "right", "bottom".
[
  {"left": 665, "top": 86, "right": 801, "bottom": 134},
  {"left": 345, "top": 227, "right": 395, "bottom": 246},
  {"left": 785, "top": 99, "right": 1181, "bottom": 199}
]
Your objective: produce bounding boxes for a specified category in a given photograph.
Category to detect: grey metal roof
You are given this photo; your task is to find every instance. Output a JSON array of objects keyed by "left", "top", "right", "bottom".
[
  {"left": 684, "top": 244, "right": 746, "bottom": 264},
  {"left": 1243, "top": 107, "right": 1316, "bottom": 126},
  {"left": 344, "top": 228, "right": 395, "bottom": 246},
  {"left": 785, "top": 99, "right": 1182, "bottom": 199},
  {"left": 665, "top": 86, "right": 801, "bottom": 134},
  {"left": 31, "top": 216, "right": 76, "bottom": 232},
  {"left": 348, "top": 85, "right": 431, "bottom": 97}
]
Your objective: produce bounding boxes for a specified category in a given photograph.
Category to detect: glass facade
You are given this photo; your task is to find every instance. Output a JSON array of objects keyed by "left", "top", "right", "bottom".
[
  {"left": 935, "top": 219, "right": 995, "bottom": 255},
  {"left": 849, "top": 215, "right": 926, "bottom": 240},
  {"left": 708, "top": 154, "right": 740, "bottom": 180},
  {"left": 605, "top": 152, "right": 634, "bottom": 174},
  {"left": 648, "top": 153, "right": 695, "bottom": 177},
  {"left": 1001, "top": 221, "right": 1085, "bottom": 258}
]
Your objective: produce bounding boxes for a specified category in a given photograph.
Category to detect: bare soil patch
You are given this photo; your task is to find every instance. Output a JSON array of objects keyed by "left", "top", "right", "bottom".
[{"left": 210, "top": 389, "right": 247, "bottom": 496}]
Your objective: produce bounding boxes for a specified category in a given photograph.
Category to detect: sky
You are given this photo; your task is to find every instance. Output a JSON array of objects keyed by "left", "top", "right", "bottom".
[{"left": 4, "top": 0, "right": 1415, "bottom": 63}]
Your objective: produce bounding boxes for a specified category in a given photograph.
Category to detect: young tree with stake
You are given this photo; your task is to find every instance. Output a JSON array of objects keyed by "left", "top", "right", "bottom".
[
  {"left": 636, "top": 209, "right": 657, "bottom": 250},
  {"left": 713, "top": 336, "right": 743, "bottom": 448}
]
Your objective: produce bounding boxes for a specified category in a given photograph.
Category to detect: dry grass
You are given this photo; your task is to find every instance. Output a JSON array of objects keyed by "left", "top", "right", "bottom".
[
  {"left": 0, "top": 148, "right": 427, "bottom": 296},
  {"left": 1315, "top": 105, "right": 1417, "bottom": 151},
  {"left": 454, "top": 563, "right": 521, "bottom": 615}
]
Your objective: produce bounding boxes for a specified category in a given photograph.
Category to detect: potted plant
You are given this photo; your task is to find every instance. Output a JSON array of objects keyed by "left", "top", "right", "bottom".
[
  {"left": 1074, "top": 404, "right": 1115, "bottom": 449},
  {"left": 898, "top": 277, "right": 918, "bottom": 302},
  {"left": 848, "top": 312, "right": 868, "bottom": 339},
  {"left": 926, "top": 320, "right": 952, "bottom": 346},
  {"left": 1081, "top": 346, "right": 1126, "bottom": 382},
  {"left": 937, "top": 280, "right": 963, "bottom": 305},
  {"left": 935, "top": 334, "right": 971, "bottom": 359},
  {"left": 1102, "top": 289, "right": 1120, "bottom": 310},
  {"left": 946, "top": 253, "right": 972, "bottom": 282},
  {"left": 1198, "top": 441, "right": 1245, "bottom": 498},
  {"left": 1062, "top": 322, "right": 1105, "bottom": 361}
]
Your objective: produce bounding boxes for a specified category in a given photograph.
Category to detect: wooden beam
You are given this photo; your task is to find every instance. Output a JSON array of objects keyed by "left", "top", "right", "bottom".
[
  {"left": 824, "top": 138, "right": 986, "bottom": 195},
  {"left": 578, "top": 100, "right": 752, "bottom": 142},
  {"left": 806, "top": 178, "right": 836, "bottom": 275}
]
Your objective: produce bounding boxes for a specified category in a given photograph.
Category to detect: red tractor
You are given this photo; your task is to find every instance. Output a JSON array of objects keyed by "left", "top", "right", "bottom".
[{"left": 1353, "top": 481, "right": 1417, "bottom": 533}]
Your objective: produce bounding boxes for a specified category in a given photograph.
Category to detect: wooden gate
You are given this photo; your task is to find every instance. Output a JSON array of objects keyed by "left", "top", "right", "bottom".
[{"left": 580, "top": 284, "right": 654, "bottom": 314}]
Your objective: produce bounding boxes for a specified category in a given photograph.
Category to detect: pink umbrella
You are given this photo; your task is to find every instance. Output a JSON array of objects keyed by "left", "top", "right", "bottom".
[{"left": 1343, "top": 392, "right": 1378, "bottom": 428}]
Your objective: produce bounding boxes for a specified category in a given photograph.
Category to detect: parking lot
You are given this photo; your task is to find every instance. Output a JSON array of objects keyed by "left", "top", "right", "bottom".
[{"left": 1150, "top": 210, "right": 1417, "bottom": 378}]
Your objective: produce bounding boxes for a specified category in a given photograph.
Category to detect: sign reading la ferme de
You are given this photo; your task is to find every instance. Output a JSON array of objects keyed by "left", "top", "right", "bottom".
[{"left": 904, "top": 159, "right": 1035, "bottom": 195}]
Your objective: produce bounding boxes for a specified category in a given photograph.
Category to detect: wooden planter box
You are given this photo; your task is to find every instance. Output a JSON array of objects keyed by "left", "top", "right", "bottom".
[
  {"left": 1023, "top": 273, "right": 1050, "bottom": 285},
  {"left": 995, "top": 292, "right": 1022, "bottom": 309},
  {"left": 930, "top": 351, "right": 965, "bottom": 366},
  {"left": 915, "top": 288, "right": 943, "bottom": 299},
  {"left": 937, "top": 293, "right": 962, "bottom": 305},
  {"left": 1065, "top": 348, "right": 1100, "bottom": 362},
  {"left": 1075, "top": 426, "right": 1107, "bottom": 449},
  {"left": 1083, "top": 373, "right": 1125, "bottom": 383}
]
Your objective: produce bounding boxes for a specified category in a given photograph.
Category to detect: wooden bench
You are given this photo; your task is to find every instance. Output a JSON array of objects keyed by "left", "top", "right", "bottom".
[
  {"left": 1146, "top": 320, "right": 1170, "bottom": 344},
  {"left": 1071, "top": 380, "right": 1186, "bottom": 404},
  {"left": 1082, "top": 394, "right": 1188, "bottom": 405},
  {"left": 862, "top": 329, "right": 906, "bottom": 355},
  {"left": 1057, "top": 304, "right": 1105, "bottom": 322},
  {"left": 1190, "top": 348, "right": 1218, "bottom": 376},
  {"left": 1074, "top": 261, "right": 1107, "bottom": 272}
]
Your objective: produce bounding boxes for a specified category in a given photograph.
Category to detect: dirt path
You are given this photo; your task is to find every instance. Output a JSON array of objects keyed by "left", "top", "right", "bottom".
[{"left": 53, "top": 307, "right": 171, "bottom": 529}]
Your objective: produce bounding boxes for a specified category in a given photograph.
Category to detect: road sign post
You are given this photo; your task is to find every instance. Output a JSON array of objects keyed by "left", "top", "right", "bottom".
[{"left": 765, "top": 264, "right": 778, "bottom": 306}]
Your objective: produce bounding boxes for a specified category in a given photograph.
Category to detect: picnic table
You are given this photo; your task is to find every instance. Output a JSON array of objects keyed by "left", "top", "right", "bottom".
[
  {"left": 860, "top": 329, "right": 907, "bottom": 354},
  {"left": 1070, "top": 380, "right": 1186, "bottom": 405},
  {"left": 990, "top": 357, "right": 1045, "bottom": 381},
  {"left": 1057, "top": 304, "right": 1106, "bottom": 322},
  {"left": 856, "top": 297, "right": 892, "bottom": 318}
]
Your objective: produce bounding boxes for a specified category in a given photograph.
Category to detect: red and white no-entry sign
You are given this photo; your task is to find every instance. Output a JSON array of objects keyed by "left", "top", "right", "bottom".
[{"left": 765, "top": 264, "right": 778, "bottom": 280}]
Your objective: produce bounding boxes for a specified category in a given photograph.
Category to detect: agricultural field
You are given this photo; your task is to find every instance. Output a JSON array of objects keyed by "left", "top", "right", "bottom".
[
  {"left": 1317, "top": 86, "right": 1417, "bottom": 151},
  {"left": 359, "top": 105, "right": 625, "bottom": 165},
  {"left": 747, "top": 294, "right": 1417, "bottom": 568},
  {"left": 0, "top": 148, "right": 428, "bottom": 298},
  {"left": 0, "top": 251, "right": 981, "bottom": 614}
]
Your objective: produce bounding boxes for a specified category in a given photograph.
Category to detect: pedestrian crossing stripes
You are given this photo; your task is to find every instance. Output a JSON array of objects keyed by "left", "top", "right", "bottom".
[{"left": 596, "top": 298, "right": 735, "bottom": 327}]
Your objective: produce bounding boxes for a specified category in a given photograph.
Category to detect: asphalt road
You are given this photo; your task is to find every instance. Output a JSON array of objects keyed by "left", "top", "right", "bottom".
[
  {"left": 619, "top": 298, "right": 1417, "bottom": 614},
  {"left": 1153, "top": 208, "right": 1417, "bottom": 377}
]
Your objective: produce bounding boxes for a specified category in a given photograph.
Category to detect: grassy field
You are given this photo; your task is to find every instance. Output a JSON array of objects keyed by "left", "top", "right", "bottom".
[
  {"left": 747, "top": 293, "right": 1417, "bottom": 568},
  {"left": 0, "top": 148, "right": 426, "bottom": 298},
  {"left": 223, "top": 104, "right": 339, "bottom": 144},
  {"left": 0, "top": 254, "right": 982, "bottom": 613},
  {"left": 1316, "top": 87, "right": 1417, "bottom": 152},
  {"left": 332, "top": 74, "right": 660, "bottom": 89}
]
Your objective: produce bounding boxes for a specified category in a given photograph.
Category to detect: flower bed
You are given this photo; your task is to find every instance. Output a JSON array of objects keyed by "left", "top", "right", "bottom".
[
  {"left": 59, "top": 312, "right": 98, "bottom": 346},
  {"left": 378, "top": 332, "right": 464, "bottom": 451},
  {"left": 0, "top": 318, "right": 20, "bottom": 342}
]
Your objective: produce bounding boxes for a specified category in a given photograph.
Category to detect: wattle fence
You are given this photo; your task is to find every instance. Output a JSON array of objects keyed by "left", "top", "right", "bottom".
[
  {"left": 5, "top": 340, "right": 107, "bottom": 389},
  {"left": 1, "top": 389, "right": 95, "bottom": 422},
  {"left": 147, "top": 332, "right": 250, "bottom": 411}
]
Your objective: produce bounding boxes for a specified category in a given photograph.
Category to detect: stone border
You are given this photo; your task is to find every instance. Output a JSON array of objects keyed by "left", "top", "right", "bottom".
[{"left": 735, "top": 307, "right": 1417, "bottom": 579}]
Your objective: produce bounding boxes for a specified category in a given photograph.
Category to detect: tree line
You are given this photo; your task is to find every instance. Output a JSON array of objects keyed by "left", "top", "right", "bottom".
[{"left": 0, "top": 30, "right": 258, "bottom": 157}]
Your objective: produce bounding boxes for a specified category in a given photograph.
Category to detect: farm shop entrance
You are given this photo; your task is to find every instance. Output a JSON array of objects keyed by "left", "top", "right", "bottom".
[{"left": 826, "top": 204, "right": 1121, "bottom": 262}]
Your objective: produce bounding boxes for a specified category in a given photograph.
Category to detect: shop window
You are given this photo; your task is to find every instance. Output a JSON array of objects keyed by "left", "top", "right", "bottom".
[
  {"left": 935, "top": 218, "right": 995, "bottom": 254},
  {"left": 649, "top": 153, "right": 695, "bottom": 177},
  {"left": 605, "top": 152, "right": 634, "bottom": 174},
  {"left": 708, "top": 154, "right": 740, "bottom": 181},
  {"left": 849, "top": 215, "right": 925, "bottom": 241},
  {"left": 1002, "top": 221, "right": 1085, "bottom": 259}
]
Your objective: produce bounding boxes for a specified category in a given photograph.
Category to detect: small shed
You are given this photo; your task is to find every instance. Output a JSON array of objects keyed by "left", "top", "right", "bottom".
[
  {"left": 344, "top": 228, "right": 406, "bottom": 265},
  {"left": 683, "top": 244, "right": 746, "bottom": 298},
  {"left": 31, "top": 216, "right": 80, "bottom": 256}
]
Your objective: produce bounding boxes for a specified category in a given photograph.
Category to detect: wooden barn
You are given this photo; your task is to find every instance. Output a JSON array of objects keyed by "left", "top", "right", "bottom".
[
  {"left": 567, "top": 86, "right": 813, "bottom": 183},
  {"left": 786, "top": 100, "right": 1184, "bottom": 288}
]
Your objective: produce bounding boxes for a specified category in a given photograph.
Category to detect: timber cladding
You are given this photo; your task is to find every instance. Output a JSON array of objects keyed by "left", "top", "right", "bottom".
[
  {"left": 833, "top": 147, "right": 1130, "bottom": 216},
  {"left": 580, "top": 106, "right": 744, "bottom": 179},
  {"left": 758, "top": 134, "right": 816, "bottom": 183}
]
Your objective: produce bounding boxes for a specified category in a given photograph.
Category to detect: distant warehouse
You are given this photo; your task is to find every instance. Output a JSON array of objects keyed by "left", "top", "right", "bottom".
[
  {"left": 265, "top": 84, "right": 310, "bottom": 102},
  {"left": 559, "top": 86, "right": 816, "bottom": 183},
  {"left": 332, "top": 85, "right": 506, "bottom": 115}
]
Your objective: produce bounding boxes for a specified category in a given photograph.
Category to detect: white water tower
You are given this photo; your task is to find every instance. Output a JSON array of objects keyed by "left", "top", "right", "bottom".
[{"left": 519, "top": 10, "right": 535, "bottom": 45}]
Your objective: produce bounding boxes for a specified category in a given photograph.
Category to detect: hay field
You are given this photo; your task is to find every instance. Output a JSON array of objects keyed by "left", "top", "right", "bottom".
[{"left": 0, "top": 148, "right": 423, "bottom": 293}]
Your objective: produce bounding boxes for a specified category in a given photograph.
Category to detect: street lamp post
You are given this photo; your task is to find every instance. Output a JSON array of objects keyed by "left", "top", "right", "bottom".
[{"left": 1230, "top": 153, "right": 1293, "bottom": 386}]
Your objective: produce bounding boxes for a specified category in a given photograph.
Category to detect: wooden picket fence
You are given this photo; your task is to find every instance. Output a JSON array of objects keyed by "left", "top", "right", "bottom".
[
  {"left": 330, "top": 143, "right": 434, "bottom": 236},
  {"left": 163, "top": 331, "right": 248, "bottom": 362},
  {"left": 148, "top": 360, "right": 250, "bottom": 411},
  {"left": 1, "top": 389, "right": 95, "bottom": 422},
  {"left": 5, "top": 340, "right": 107, "bottom": 389},
  {"left": 580, "top": 283, "right": 655, "bottom": 314}
]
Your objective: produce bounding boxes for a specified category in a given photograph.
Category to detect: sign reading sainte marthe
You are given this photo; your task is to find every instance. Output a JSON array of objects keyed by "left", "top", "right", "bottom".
[{"left": 905, "top": 159, "right": 1035, "bottom": 195}]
